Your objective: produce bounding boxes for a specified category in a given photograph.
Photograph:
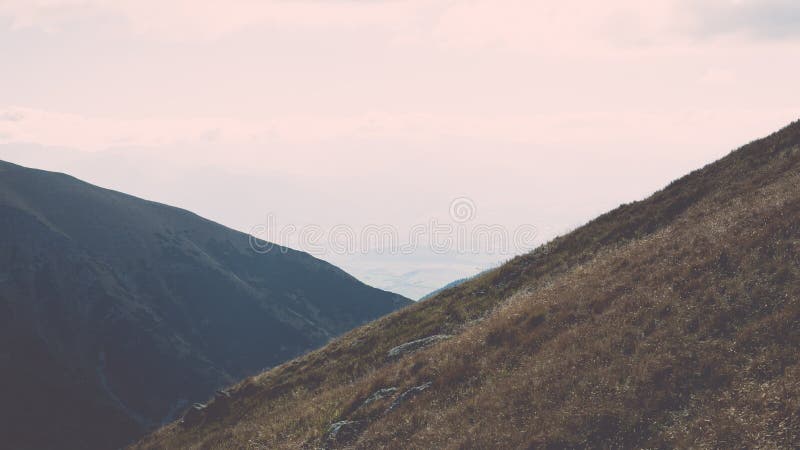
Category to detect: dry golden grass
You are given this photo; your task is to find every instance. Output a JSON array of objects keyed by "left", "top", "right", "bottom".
[{"left": 132, "top": 120, "right": 800, "bottom": 449}]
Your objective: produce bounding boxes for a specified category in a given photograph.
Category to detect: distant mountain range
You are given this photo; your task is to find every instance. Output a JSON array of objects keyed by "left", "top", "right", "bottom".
[
  {"left": 418, "top": 277, "right": 469, "bottom": 301},
  {"left": 135, "top": 121, "right": 800, "bottom": 449},
  {"left": 417, "top": 267, "right": 497, "bottom": 301},
  {"left": 0, "top": 161, "right": 411, "bottom": 450}
]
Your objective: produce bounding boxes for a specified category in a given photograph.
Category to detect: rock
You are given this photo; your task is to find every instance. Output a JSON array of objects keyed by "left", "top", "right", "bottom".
[
  {"left": 360, "top": 387, "right": 398, "bottom": 408},
  {"left": 385, "top": 382, "right": 433, "bottom": 413},
  {"left": 387, "top": 335, "right": 452, "bottom": 359},
  {"left": 180, "top": 403, "right": 207, "bottom": 427},
  {"left": 325, "top": 420, "right": 360, "bottom": 443},
  {"left": 180, "top": 389, "right": 233, "bottom": 427}
]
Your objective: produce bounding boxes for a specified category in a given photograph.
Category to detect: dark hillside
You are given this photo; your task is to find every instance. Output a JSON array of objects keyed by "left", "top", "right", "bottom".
[{"left": 0, "top": 161, "right": 410, "bottom": 450}]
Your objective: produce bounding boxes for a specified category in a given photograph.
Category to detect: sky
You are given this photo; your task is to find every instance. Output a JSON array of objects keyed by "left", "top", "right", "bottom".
[{"left": 1, "top": 0, "right": 799, "bottom": 298}]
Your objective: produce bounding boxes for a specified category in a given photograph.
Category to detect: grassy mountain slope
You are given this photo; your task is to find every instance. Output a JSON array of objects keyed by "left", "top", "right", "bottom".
[
  {"left": 135, "top": 121, "right": 800, "bottom": 449},
  {"left": 0, "top": 161, "right": 410, "bottom": 450}
]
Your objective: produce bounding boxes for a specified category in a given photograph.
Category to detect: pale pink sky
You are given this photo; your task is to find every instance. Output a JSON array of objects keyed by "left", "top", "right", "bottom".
[{"left": 1, "top": 0, "right": 799, "bottom": 297}]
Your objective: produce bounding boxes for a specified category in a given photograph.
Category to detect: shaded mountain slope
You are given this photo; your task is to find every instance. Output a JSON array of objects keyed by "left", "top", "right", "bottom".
[
  {"left": 134, "top": 120, "right": 800, "bottom": 449},
  {"left": 0, "top": 161, "right": 410, "bottom": 450}
]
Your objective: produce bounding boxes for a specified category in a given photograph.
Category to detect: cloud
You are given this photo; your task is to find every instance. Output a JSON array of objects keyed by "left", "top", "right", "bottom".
[
  {"left": 3, "top": 0, "right": 799, "bottom": 49},
  {"left": 0, "top": 111, "right": 24, "bottom": 121},
  {"left": 687, "top": 0, "right": 800, "bottom": 39},
  {"left": 2, "top": 105, "right": 797, "bottom": 172},
  {"left": 430, "top": 0, "right": 686, "bottom": 53},
  {"left": 0, "top": 0, "right": 429, "bottom": 40},
  {"left": 428, "top": 0, "right": 800, "bottom": 54}
]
